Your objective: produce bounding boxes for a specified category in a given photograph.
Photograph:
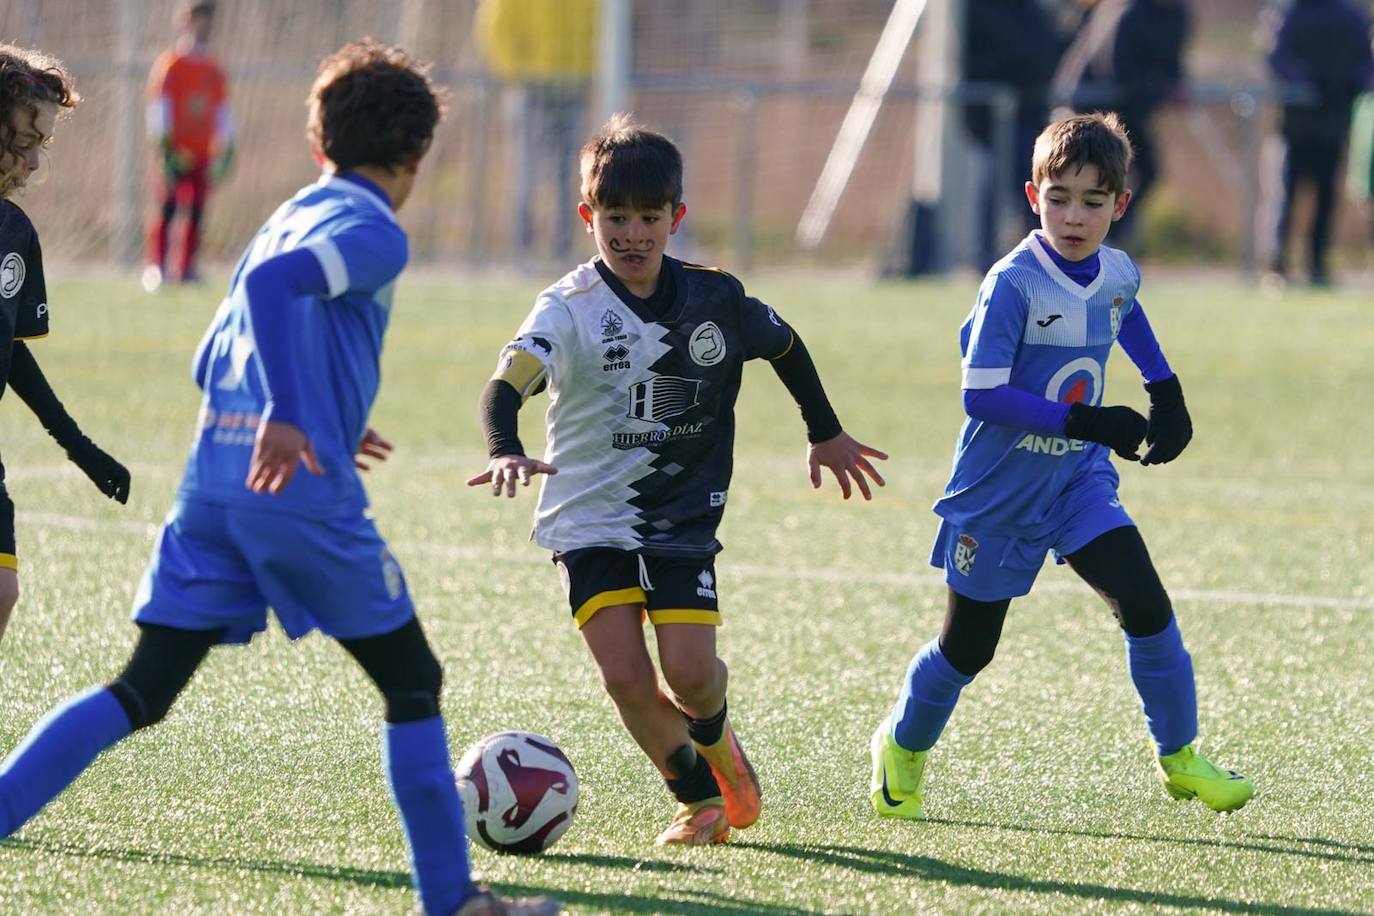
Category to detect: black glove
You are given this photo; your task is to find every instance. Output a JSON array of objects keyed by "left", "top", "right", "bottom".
[
  {"left": 1063, "top": 402, "right": 1147, "bottom": 461},
  {"left": 66, "top": 438, "right": 131, "bottom": 504},
  {"left": 1141, "top": 374, "right": 1192, "bottom": 466}
]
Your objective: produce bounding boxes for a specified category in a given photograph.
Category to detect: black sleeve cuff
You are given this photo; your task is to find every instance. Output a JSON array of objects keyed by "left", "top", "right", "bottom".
[
  {"left": 479, "top": 379, "right": 526, "bottom": 459},
  {"left": 767, "top": 331, "right": 843, "bottom": 444}
]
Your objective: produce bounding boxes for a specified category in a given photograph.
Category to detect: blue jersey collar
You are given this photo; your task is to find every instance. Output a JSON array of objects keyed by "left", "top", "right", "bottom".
[{"left": 318, "top": 171, "right": 397, "bottom": 222}]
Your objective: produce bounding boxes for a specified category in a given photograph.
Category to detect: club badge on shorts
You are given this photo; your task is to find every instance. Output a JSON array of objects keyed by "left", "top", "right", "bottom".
[{"left": 954, "top": 533, "right": 978, "bottom": 576}]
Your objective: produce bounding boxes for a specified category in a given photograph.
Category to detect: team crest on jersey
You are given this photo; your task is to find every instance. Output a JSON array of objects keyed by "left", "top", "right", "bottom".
[
  {"left": 626, "top": 375, "right": 702, "bottom": 423},
  {"left": 0, "top": 252, "right": 25, "bottom": 298},
  {"left": 689, "top": 321, "right": 726, "bottom": 367},
  {"left": 380, "top": 548, "right": 404, "bottom": 601},
  {"left": 1110, "top": 296, "right": 1124, "bottom": 337},
  {"left": 600, "top": 309, "right": 625, "bottom": 340},
  {"left": 954, "top": 533, "right": 978, "bottom": 576}
]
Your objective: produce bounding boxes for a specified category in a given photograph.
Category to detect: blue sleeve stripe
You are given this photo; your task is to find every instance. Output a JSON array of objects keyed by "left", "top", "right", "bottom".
[
  {"left": 962, "top": 365, "right": 1011, "bottom": 389},
  {"left": 305, "top": 240, "right": 348, "bottom": 298}
]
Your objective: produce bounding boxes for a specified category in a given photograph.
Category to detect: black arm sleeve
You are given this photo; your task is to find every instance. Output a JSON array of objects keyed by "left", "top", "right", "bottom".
[
  {"left": 479, "top": 379, "right": 526, "bottom": 459},
  {"left": 767, "top": 331, "right": 843, "bottom": 444},
  {"left": 7, "top": 341, "right": 83, "bottom": 449}
]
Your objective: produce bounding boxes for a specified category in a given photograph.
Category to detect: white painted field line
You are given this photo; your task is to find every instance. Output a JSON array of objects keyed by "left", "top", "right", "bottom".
[{"left": 22, "top": 510, "right": 1374, "bottom": 613}]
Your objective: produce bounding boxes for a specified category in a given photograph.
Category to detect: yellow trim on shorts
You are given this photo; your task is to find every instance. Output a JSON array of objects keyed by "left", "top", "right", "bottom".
[
  {"left": 573, "top": 586, "right": 646, "bottom": 628},
  {"left": 647, "top": 608, "right": 721, "bottom": 627},
  {"left": 0, "top": 553, "right": 17, "bottom": 571},
  {"left": 13, "top": 333, "right": 48, "bottom": 341}
]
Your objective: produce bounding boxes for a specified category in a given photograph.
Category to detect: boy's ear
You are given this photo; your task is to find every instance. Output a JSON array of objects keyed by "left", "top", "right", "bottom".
[
  {"left": 577, "top": 201, "right": 594, "bottom": 232},
  {"left": 1112, "top": 188, "right": 1133, "bottom": 221},
  {"left": 670, "top": 202, "right": 686, "bottom": 233},
  {"left": 1024, "top": 180, "right": 1040, "bottom": 214}
]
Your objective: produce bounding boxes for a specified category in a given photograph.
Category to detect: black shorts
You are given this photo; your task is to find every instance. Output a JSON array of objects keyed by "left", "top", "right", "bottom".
[
  {"left": 552, "top": 548, "right": 720, "bottom": 629},
  {"left": 0, "top": 481, "right": 14, "bottom": 570}
]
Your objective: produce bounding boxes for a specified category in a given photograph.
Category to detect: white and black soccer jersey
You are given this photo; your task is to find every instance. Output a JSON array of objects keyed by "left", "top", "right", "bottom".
[
  {"left": 0, "top": 200, "right": 50, "bottom": 398},
  {"left": 935, "top": 233, "right": 1142, "bottom": 537},
  {"left": 497, "top": 256, "right": 793, "bottom": 557}
]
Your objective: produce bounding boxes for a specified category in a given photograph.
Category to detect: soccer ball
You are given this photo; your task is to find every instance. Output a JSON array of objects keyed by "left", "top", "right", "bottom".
[{"left": 455, "top": 731, "right": 578, "bottom": 854}]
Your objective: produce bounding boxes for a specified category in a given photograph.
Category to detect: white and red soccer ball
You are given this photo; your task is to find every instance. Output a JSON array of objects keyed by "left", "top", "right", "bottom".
[{"left": 456, "top": 731, "right": 578, "bottom": 854}]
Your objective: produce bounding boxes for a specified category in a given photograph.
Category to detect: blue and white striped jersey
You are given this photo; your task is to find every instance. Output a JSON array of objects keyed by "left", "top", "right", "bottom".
[
  {"left": 934, "top": 232, "right": 1142, "bottom": 537},
  {"left": 179, "top": 173, "right": 407, "bottom": 517}
]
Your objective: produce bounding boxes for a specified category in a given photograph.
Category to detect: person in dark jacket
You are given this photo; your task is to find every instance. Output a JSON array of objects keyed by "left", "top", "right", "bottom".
[
  {"left": 963, "top": 0, "right": 1064, "bottom": 269},
  {"left": 1056, "top": 0, "right": 1192, "bottom": 248},
  {"left": 1266, "top": 0, "right": 1374, "bottom": 285}
]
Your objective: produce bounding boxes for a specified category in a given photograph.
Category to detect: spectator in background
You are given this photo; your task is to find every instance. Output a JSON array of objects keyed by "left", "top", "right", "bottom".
[
  {"left": 1055, "top": 0, "right": 1191, "bottom": 250},
  {"left": 963, "top": 0, "right": 1063, "bottom": 270},
  {"left": 1348, "top": 88, "right": 1374, "bottom": 256},
  {"left": 1265, "top": 0, "right": 1374, "bottom": 286},
  {"left": 477, "top": 0, "right": 597, "bottom": 266},
  {"left": 143, "top": 0, "right": 233, "bottom": 293}
]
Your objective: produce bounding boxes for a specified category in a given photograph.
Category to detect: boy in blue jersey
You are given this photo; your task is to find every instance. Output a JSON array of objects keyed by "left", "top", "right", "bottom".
[
  {"left": 870, "top": 113, "right": 1252, "bottom": 819},
  {"left": 0, "top": 41, "right": 557, "bottom": 916}
]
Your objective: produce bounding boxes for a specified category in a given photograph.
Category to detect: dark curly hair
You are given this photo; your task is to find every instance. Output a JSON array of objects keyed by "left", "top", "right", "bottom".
[
  {"left": 0, "top": 44, "right": 78, "bottom": 193},
  {"left": 307, "top": 39, "right": 442, "bottom": 172}
]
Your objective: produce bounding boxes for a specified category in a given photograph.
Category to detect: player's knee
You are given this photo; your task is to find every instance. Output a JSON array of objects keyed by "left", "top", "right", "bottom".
[
  {"left": 597, "top": 655, "right": 657, "bottom": 705},
  {"left": 380, "top": 648, "right": 443, "bottom": 724},
  {"left": 107, "top": 677, "right": 176, "bottom": 731},
  {"left": 0, "top": 572, "right": 19, "bottom": 628},
  {"left": 658, "top": 655, "right": 718, "bottom": 706},
  {"left": 939, "top": 638, "right": 996, "bottom": 677},
  {"left": 1117, "top": 599, "right": 1175, "bottom": 638}
]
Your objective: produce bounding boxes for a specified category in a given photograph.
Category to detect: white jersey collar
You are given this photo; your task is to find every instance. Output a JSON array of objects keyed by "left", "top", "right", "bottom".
[{"left": 1026, "top": 231, "right": 1103, "bottom": 300}]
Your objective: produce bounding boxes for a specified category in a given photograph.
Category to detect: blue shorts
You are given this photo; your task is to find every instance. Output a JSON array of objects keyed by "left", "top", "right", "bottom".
[
  {"left": 930, "top": 472, "right": 1134, "bottom": 602},
  {"left": 132, "top": 498, "right": 415, "bottom": 644}
]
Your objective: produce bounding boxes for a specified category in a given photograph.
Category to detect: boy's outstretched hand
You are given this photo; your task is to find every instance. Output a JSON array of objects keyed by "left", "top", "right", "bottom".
[
  {"left": 354, "top": 427, "right": 393, "bottom": 471},
  {"left": 467, "top": 455, "right": 558, "bottom": 497},
  {"left": 808, "top": 432, "right": 888, "bottom": 501},
  {"left": 247, "top": 420, "right": 324, "bottom": 495}
]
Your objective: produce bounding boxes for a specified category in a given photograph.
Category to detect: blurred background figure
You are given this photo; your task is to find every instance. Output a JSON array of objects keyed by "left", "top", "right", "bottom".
[
  {"left": 962, "top": 0, "right": 1064, "bottom": 270},
  {"left": 1264, "top": 0, "right": 1374, "bottom": 286},
  {"left": 477, "top": 0, "right": 597, "bottom": 267},
  {"left": 143, "top": 0, "right": 233, "bottom": 292},
  {"left": 1348, "top": 83, "right": 1374, "bottom": 262},
  {"left": 1055, "top": 0, "right": 1192, "bottom": 251}
]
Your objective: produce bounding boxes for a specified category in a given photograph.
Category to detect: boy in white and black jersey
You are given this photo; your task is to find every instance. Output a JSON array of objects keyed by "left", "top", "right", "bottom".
[
  {"left": 0, "top": 45, "right": 129, "bottom": 643},
  {"left": 470, "top": 114, "right": 887, "bottom": 846}
]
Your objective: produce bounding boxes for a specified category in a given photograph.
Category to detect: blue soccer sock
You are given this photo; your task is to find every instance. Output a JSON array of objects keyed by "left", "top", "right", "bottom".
[
  {"left": 890, "top": 639, "right": 976, "bottom": 752},
  {"left": 384, "top": 717, "right": 477, "bottom": 916},
  {"left": 0, "top": 686, "right": 132, "bottom": 838},
  {"left": 1124, "top": 618, "right": 1198, "bottom": 756}
]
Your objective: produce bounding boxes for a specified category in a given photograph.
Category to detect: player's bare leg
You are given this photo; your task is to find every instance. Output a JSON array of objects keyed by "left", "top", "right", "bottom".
[
  {"left": 658, "top": 623, "right": 761, "bottom": 829},
  {"left": 0, "top": 568, "right": 18, "bottom": 642},
  {"left": 580, "top": 606, "right": 727, "bottom": 844}
]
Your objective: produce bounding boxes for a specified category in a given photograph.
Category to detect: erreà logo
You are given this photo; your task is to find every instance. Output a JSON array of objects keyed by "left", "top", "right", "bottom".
[
  {"left": 0, "top": 252, "right": 25, "bottom": 299},
  {"left": 626, "top": 375, "right": 701, "bottom": 423}
]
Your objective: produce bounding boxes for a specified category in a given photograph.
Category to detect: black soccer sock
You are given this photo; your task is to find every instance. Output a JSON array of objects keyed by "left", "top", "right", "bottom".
[
  {"left": 664, "top": 743, "right": 721, "bottom": 804},
  {"left": 685, "top": 699, "right": 728, "bottom": 747}
]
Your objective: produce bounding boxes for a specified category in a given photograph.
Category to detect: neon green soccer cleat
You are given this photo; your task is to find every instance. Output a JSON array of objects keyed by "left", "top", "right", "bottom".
[
  {"left": 1157, "top": 744, "right": 1253, "bottom": 812},
  {"left": 869, "top": 722, "right": 926, "bottom": 819}
]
